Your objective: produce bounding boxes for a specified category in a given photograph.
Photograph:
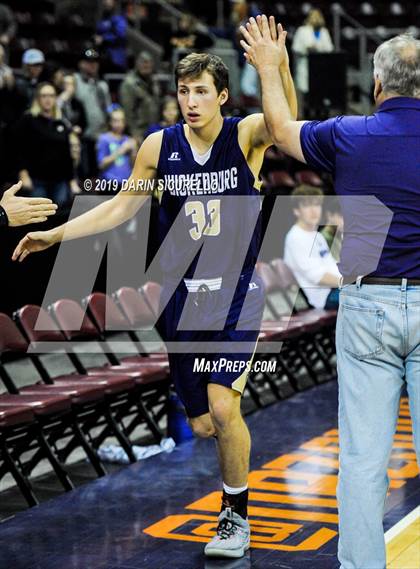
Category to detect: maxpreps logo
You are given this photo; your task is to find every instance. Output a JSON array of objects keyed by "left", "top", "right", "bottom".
[
  {"left": 193, "top": 358, "right": 276, "bottom": 374},
  {"left": 144, "top": 399, "right": 418, "bottom": 552}
]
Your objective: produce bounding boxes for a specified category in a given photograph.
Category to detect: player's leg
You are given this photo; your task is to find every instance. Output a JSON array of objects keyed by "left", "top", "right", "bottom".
[
  {"left": 189, "top": 412, "right": 216, "bottom": 438},
  {"left": 208, "top": 384, "right": 250, "bottom": 489},
  {"left": 204, "top": 382, "right": 251, "bottom": 558}
]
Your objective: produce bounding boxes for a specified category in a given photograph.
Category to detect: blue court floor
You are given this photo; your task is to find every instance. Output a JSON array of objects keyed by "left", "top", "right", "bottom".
[{"left": 0, "top": 381, "right": 418, "bottom": 569}]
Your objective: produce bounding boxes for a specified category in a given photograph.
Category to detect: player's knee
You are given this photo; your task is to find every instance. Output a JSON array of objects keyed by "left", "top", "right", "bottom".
[
  {"left": 189, "top": 418, "right": 216, "bottom": 439},
  {"left": 209, "top": 400, "right": 237, "bottom": 432}
]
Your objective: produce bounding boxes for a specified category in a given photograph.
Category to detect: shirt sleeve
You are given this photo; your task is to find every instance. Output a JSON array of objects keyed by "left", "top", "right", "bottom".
[{"left": 300, "top": 118, "right": 339, "bottom": 173}]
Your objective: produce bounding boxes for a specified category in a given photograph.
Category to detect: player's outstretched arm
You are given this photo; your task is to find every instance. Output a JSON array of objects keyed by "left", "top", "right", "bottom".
[
  {"left": 240, "top": 15, "right": 306, "bottom": 162},
  {"left": 12, "top": 132, "right": 162, "bottom": 262},
  {"left": 0, "top": 181, "right": 58, "bottom": 227}
]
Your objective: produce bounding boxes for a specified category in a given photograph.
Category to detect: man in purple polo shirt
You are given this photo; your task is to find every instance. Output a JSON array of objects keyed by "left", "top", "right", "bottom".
[{"left": 240, "top": 16, "right": 419, "bottom": 569}]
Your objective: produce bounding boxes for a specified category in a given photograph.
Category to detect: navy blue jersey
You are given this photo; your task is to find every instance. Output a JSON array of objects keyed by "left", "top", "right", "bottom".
[{"left": 156, "top": 117, "right": 262, "bottom": 280}]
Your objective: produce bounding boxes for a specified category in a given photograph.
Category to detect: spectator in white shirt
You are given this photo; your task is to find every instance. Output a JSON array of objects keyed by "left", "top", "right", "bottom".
[
  {"left": 292, "top": 9, "right": 333, "bottom": 116},
  {"left": 284, "top": 185, "right": 341, "bottom": 309}
]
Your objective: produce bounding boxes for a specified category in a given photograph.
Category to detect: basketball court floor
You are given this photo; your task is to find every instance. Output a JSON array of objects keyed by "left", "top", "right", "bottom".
[{"left": 0, "top": 381, "right": 418, "bottom": 569}]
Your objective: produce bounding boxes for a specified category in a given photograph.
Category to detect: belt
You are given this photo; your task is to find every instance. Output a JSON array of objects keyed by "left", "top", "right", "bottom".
[{"left": 342, "top": 276, "right": 420, "bottom": 286}]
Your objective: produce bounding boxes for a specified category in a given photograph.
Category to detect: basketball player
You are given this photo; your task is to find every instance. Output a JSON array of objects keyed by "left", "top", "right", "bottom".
[{"left": 13, "top": 38, "right": 296, "bottom": 558}]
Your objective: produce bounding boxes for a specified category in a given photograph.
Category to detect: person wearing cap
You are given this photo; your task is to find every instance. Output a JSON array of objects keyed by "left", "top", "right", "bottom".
[
  {"left": 119, "top": 51, "right": 159, "bottom": 145},
  {"left": 0, "top": 181, "right": 57, "bottom": 227},
  {"left": 15, "top": 48, "right": 46, "bottom": 115},
  {"left": 75, "top": 48, "right": 111, "bottom": 177}
]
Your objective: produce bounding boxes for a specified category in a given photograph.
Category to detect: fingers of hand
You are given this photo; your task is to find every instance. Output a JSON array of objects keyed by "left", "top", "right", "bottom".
[
  {"left": 5, "top": 180, "right": 22, "bottom": 196},
  {"left": 12, "top": 238, "right": 26, "bottom": 261},
  {"left": 269, "top": 15, "right": 277, "bottom": 41},
  {"left": 240, "top": 39, "right": 252, "bottom": 53},
  {"left": 248, "top": 17, "right": 262, "bottom": 40},
  {"left": 278, "top": 26, "right": 287, "bottom": 46},
  {"left": 32, "top": 203, "right": 58, "bottom": 213},
  {"left": 239, "top": 24, "right": 254, "bottom": 45},
  {"left": 257, "top": 14, "right": 271, "bottom": 39},
  {"left": 26, "top": 198, "right": 54, "bottom": 205},
  {"left": 31, "top": 217, "right": 48, "bottom": 223},
  {"left": 19, "top": 249, "right": 30, "bottom": 262}
]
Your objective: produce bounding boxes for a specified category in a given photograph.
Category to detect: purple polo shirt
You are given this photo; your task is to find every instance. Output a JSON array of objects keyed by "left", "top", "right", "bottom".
[{"left": 300, "top": 97, "right": 420, "bottom": 278}]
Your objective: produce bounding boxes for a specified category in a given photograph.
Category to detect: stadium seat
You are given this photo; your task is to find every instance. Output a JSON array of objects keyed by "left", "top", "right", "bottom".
[
  {"left": 83, "top": 291, "right": 169, "bottom": 369},
  {"left": 267, "top": 171, "right": 296, "bottom": 192},
  {"left": 256, "top": 262, "right": 336, "bottom": 385},
  {"left": 140, "top": 282, "right": 162, "bottom": 318},
  {"left": 14, "top": 306, "right": 159, "bottom": 457},
  {"left": 49, "top": 300, "right": 167, "bottom": 442},
  {"left": 294, "top": 170, "right": 323, "bottom": 187},
  {"left": 0, "top": 404, "right": 62, "bottom": 507}
]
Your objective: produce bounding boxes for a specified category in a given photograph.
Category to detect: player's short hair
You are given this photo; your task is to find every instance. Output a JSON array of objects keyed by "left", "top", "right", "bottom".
[
  {"left": 373, "top": 34, "right": 420, "bottom": 97},
  {"left": 291, "top": 185, "right": 324, "bottom": 208},
  {"left": 175, "top": 53, "right": 229, "bottom": 94}
]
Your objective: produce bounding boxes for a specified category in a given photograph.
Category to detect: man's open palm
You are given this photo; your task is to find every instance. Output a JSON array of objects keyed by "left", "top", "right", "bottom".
[
  {"left": 1, "top": 181, "right": 57, "bottom": 227},
  {"left": 240, "top": 15, "right": 288, "bottom": 70}
]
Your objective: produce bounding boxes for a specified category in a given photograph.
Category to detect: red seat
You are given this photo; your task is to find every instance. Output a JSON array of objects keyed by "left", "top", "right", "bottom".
[
  {"left": 16, "top": 304, "right": 138, "bottom": 388},
  {"left": 20, "top": 382, "right": 104, "bottom": 405},
  {"left": 52, "top": 298, "right": 167, "bottom": 380},
  {"left": 0, "top": 392, "right": 72, "bottom": 416},
  {"left": 141, "top": 282, "right": 162, "bottom": 318},
  {"left": 0, "top": 404, "right": 35, "bottom": 428},
  {"left": 268, "top": 170, "right": 296, "bottom": 189},
  {"left": 86, "top": 365, "right": 168, "bottom": 384},
  {"left": 115, "top": 286, "right": 155, "bottom": 327},
  {"left": 52, "top": 373, "right": 135, "bottom": 395},
  {"left": 115, "top": 287, "right": 169, "bottom": 365},
  {"left": 294, "top": 170, "right": 323, "bottom": 187},
  {"left": 84, "top": 291, "right": 169, "bottom": 370}
]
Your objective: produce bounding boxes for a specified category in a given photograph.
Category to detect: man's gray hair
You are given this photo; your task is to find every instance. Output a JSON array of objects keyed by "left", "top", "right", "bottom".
[{"left": 373, "top": 34, "right": 420, "bottom": 97}]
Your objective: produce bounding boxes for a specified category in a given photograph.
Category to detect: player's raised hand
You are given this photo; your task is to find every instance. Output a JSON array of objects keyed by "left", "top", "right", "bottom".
[
  {"left": 240, "top": 15, "right": 288, "bottom": 71},
  {"left": 12, "top": 230, "right": 56, "bottom": 262},
  {"left": 0, "top": 181, "right": 58, "bottom": 227}
]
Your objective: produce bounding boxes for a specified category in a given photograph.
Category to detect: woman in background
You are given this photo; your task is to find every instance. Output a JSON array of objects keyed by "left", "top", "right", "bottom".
[
  {"left": 292, "top": 9, "right": 333, "bottom": 115},
  {"left": 15, "top": 81, "right": 80, "bottom": 206}
]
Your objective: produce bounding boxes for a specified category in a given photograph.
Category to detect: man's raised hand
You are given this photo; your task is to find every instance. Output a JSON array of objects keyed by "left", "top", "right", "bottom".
[{"left": 240, "top": 15, "right": 288, "bottom": 71}]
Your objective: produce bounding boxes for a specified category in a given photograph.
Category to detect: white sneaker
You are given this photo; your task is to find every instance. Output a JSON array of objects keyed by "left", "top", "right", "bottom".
[{"left": 204, "top": 507, "right": 250, "bottom": 558}]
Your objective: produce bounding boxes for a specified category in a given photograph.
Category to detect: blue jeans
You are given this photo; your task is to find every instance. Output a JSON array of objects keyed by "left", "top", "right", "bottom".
[
  {"left": 32, "top": 179, "right": 71, "bottom": 206},
  {"left": 336, "top": 280, "right": 420, "bottom": 569}
]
